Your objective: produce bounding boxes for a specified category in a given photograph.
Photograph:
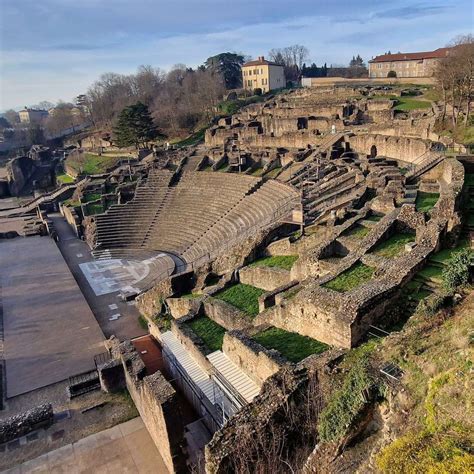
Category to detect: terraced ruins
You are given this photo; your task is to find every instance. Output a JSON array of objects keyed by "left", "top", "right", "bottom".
[{"left": 1, "top": 84, "right": 472, "bottom": 473}]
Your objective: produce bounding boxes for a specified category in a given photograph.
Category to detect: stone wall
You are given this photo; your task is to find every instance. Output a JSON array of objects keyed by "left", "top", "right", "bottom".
[
  {"left": 119, "top": 341, "right": 184, "bottom": 473},
  {"left": 61, "top": 203, "right": 82, "bottom": 237},
  {"left": 166, "top": 297, "right": 202, "bottom": 320},
  {"left": 348, "top": 134, "right": 430, "bottom": 163},
  {"left": 137, "top": 272, "right": 194, "bottom": 319},
  {"left": 203, "top": 299, "right": 253, "bottom": 330},
  {"left": 6, "top": 156, "right": 36, "bottom": 196},
  {"left": 0, "top": 404, "right": 53, "bottom": 444},
  {"left": 171, "top": 317, "right": 213, "bottom": 371},
  {"left": 238, "top": 265, "right": 291, "bottom": 291},
  {"left": 222, "top": 331, "right": 284, "bottom": 386}
]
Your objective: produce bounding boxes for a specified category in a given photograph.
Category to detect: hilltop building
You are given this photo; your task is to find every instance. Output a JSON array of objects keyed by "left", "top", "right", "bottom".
[
  {"left": 19, "top": 107, "right": 49, "bottom": 124},
  {"left": 368, "top": 47, "right": 453, "bottom": 78},
  {"left": 242, "top": 56, "right": 285, "bottom": 93}
]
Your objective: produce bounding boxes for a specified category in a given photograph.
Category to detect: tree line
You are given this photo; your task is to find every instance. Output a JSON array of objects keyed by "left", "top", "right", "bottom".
[{"left": 434, "top": 35, "right": 474, "bottom": 128}]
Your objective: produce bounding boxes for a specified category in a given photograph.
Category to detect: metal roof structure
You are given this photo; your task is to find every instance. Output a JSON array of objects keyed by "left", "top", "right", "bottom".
[
  {"left": 160, "top": 331, "right": 218, "bottom": 403},
  {"left": 207, "top": 350, "right": 260, "bottom": 404}
]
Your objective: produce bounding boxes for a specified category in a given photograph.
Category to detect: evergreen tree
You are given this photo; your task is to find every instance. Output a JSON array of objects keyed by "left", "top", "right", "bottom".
[
  {"left": 204, "top": 52, "right": 245, "bottom": 89},
  {"left": 113, "top": 102, "right": 162, "bottom": 148}
]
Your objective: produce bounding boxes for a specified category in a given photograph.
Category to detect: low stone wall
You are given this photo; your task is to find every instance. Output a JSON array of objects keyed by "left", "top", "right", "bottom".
[
  {"left": 171, "top": 317, "right": 212, "bottom": 371},
  {"left": 166, "top": 296, "right": 202, "bottom": 319},
  {"left": 137, "top": 271, "right": 194, "bottom": 319},
  {"left": 119, "top": 341, "right": 184, "bottom": 473},
  {"left": 238, "top": 265, "right": 291, "bottom": 291},
  {"left": 60, "top": 203, "right": 82, "bottom": 237},
  {"left": 203, "top": 299, "right": 253, "bottom": 330},
  {"left": 0, "top": 404, "right": 53, "bottom": 444},
  {"left": 222, "top": 331, "right": 284, "bottom": 386}
]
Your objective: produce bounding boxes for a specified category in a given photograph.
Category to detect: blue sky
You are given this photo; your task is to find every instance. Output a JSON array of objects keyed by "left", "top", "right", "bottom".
[{"left": 1, "top": 0, "right": 472, "bottom": 110}]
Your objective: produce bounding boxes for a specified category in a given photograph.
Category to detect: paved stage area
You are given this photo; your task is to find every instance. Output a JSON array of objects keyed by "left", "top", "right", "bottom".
[
  {"left": 3, "top": 417, "right": 168, "bottom": 474},
  {"left": 79, "top": 253, "right": 174, "bottom": 296},
  {"left": 0, "top": 236, "right": 105, "bottom": 398}
]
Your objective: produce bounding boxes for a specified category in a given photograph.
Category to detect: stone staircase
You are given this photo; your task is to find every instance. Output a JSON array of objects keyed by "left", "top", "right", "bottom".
[{"left": 406, "top": 152, "right": 444, "bottom": 183}]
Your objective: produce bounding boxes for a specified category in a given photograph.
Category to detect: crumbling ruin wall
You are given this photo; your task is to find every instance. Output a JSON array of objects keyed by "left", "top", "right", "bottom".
[
  {"left": 203, "top": 299, "right": 252, "bottom": 330},
  {"left": 166, "top": 296, "right": 202, "bottom": 319},
  {"left": 0, "top": 404, "right": 53, "bottom": 444},
  {"left": 256, "top": 288, "right": 353, "bottom": 348},
  {"left": 222, "top": 331, "right": 284, "bottom": 386},
  {"left": 238, "top": 265, "right": 291, "bottom": 291},
  {"left": 119, "top": 341, "right": 184, "bottom": 473},
  {"left": 171, "top": 317, "right": 212, "bottom": 371},
  {"left": 6, "top": 156, "right": 36, "bottom": 196},
  {"left": 348, "top": 134, "right": 430, "bottom": 163}
]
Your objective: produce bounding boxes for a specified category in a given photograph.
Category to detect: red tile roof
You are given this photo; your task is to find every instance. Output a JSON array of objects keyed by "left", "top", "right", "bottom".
[
  {"left": 243, "top": 56, "right": 283, "bottom": 67},
  {"left": 369, "top": 47, "right": 453, "bottom": 63}
]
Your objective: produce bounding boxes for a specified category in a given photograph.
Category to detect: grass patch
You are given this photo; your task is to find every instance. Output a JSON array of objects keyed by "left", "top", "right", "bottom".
[
  {"left": 180, "top": 292, "right": 202, "bottom": 299},
  {"left": 264, "top": 166, "right": 282, "bottom": 179},
  {"left": 417, "top": 264, "right": 443, "bottom": 282},
  {"left": 372, "top": 233, "right": 415, "bottom": 258},
  {"left": 415, "top": 192, "right": 439, "bottom": 213},
  {"left": 323, "top": 262, "right": 375, "bottom": 293},
  {"left": 253, "top": 327, "right": 328, "bottom": 363},
  {"left": 138, "top": 315, "right": 148, "bottom": 330},
  {"left": 56, "top": 173, "right": 74, "bottom": 184},
  {"left": 64, "top": 199, "right": 80, "bottom": 207},
  {"left": 82, "top": 192, "right": 101, "bottom": 203},
  {"left": 343, "top": 224, "right": 371, "bottom": 239},
  {"left": 250, "top": 255, "right": 298, "bottom": 271},
  {"left": 174, "top": 128, "right": 206, "bottom": 147},
  {"left": 66, "top": 153, "right": 124, "bottom": 175},
  {"left": 85, "top": 203, "right": 104, "bottom": 215},
  {"left": 365, "top": 214, "right": 383, "bottom": 222},
  {"left": 187, "top": 316, "right": 226, "bottom": 352},
  {"left": 394, "top": 98, "right": 432, "bottom": 111},
  {"left": 215, "top": 283, "right": 265, "bottom": 317},
  {"left": 430, "top": 239, "right": 468, "bottom": 264}
]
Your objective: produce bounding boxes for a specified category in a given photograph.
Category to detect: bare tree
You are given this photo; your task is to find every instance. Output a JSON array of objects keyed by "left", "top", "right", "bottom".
[
  {"left": 268, "top": 45, "right": 310, "bottom": 82},
  {"left": 434, "top": 35, "right": 474, "bottom": 128}
]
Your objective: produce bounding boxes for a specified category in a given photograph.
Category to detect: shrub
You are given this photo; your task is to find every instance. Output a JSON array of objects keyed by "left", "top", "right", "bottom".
[
  {"left": 417, "top": 292, "right": 451, "bottom": 316},
  {"left": 253, "top": 87, "right": 263, "bottom": 96},
  {"left": 442, "top": 248, "right": 473, "bottom": 292},
  {"left": 318, "top": 350, "right": 378, "bottom": 442},
  {"left": 387, "top": 70, "right": 397, "bottom": 78},
  {"left": 376, "top": 430, "right": 473, "bottom": 474}
]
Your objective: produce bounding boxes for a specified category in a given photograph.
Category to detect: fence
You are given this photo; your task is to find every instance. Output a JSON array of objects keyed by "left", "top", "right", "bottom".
[{"left": 161, "top": 345, "right": 225, "bottom": 434}]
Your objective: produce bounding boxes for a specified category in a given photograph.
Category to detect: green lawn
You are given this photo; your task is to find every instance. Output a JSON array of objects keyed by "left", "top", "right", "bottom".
[
  {"left": 250, "top": 255, "right": 298, "bottom": 271},
  {"left": 253, "top": 327, "right": 328, "bottom": 363},
  {"left": 85, "top": 203, "right": 104, "bottom": 215},
  {"left": 215, "top": 283, "right": 265, "bottom": 316},
  {"left": 56, "top": 173, "right": 74, "bottom": 184},
  {"left": 264, "top": 167, "right": 282, "bottom": 179},
  {"left": 323, "top": 262, "right": 375, "bottom": 293},
  {"left": 173, "top": 128, "right": 206, "bottom": 147},
  {"left": 82, "top": 192, "right": 101, "bottom": 203},
  {"left": 186, "top": 316, "right": 226, "bottom": 352},
  {"left": 417, "top": 264, "right": 443, "bottom": 282},
  {"left": 365, "top": 214, "right": 383, "bottom": 222},
  {"left": 415, "top": 192, "right": 439, "bottom": 213},
  {"left": 394, "top": 98, "right": 432, "bottom": 111},
  {"left": 180, "top": 292, "right": 202, "bottom": 299},
  {"left": 66, "top": 153, "right": 124, "bottom": 175},
  {"left": 343, "top": 224, "right": 371, "bottom": 239},
  {"left": 430, "top": 240, "right": 468, "bottom": 264},
  {"left": 372, "top": 233, "right": 415, "bottom": 258}
]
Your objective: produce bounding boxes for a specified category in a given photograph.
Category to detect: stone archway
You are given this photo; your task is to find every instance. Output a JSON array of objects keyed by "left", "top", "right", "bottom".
[{"left": 370, "top": 145, "right": 377, "bottom": 158}]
